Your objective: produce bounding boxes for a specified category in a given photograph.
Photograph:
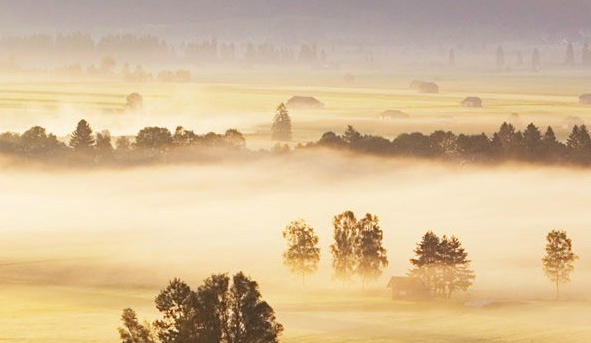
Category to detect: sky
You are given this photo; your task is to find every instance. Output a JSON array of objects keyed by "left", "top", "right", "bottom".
[{"left": 0, "top": 0, "right": 590, "bottom": 42}]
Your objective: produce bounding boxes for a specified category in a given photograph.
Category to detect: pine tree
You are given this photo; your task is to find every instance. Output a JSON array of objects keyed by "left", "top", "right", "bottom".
[
  {"left": 271, "top": 103, "right": 292, "bottom": 141},
  {"left": 410, "top": 231, "right": 474, "bottom": 298},
  {"left": 542, "top": 230, "right": 578, "bottom": 300},
  {"left": 409, "top": 231, "right": 441, "bottom": 294},
  {"left": 522, "top": 123, "right": 542, "bottom": 161},
  {"left": 69, "top": 119, "right": 95, "bottom": 151},
  {"left": 438, "top": 235, "right": 475, "bottom": 298},
  {"left": 282, "top": 219, "right": 321, "bottom": 287}
]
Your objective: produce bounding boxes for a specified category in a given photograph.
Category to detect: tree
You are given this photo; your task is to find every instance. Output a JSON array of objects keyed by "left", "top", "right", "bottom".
[
  {"left": 282, "top": 219, "right": 320, "bottom": 287},
  {"left": 542, "top": 230, "right": 578, "bottom": 300},
  {"left": 271, "top": 103, "right": 292, "bottom": 141},
  {"left": 227, "top": 272, "right": 283, "bottom": 343},
  {"left": 118, "top": 308, "right": 156, "bottom": 343},
  {"left": 565, "top": 43, "right": 575, "bottom": 66},
  {"left": 496, "top": 46, "right": 505, "bottom": 69},
  {"left": 409, "top": 231, "right": 475, "bottom": 298},
  {"left": 330, "top": 211, "right": 359, "bottom": 285},
  {"left": 154, "top": 278, "right": 198, "bottom": 343},
  {"left": 409, "top": 231, "right": 441, "bottom": 294},
  {"left": 566, "top": 125, "right": 591, "bottom": 164},
  {"left": 126, "top": 92, "right": 144, "bottom": 110},
  {"left": 437, "top": 235, "right": 475, "bottom": 298},
  {"left": 122, "top": 273, "right": 283, "bottom": 343},
  {"left": 582, "top": 44, "right": 591, "bottom": 67},
  {"left": 356, "top": 214, "right": 388, "bottom": 290},
  {"left": 69, "top": 119, "right": 95, "bottom": 151},
  {"left": 19, "top": 126, "right": 66, "bottom": 156},
  {"left": 135, "top": 127, "right": 173, "bottom": 152},
  {"left": 96, "top": 130, "right": 114, "bottom": 161},
  {"left": 521, "top": 123, "right": 542, "bottom": 161}
]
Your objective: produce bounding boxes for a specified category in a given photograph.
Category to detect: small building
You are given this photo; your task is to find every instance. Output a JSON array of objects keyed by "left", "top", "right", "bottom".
[
  {"left": 462, "top": 97, "right": 483, "bottom": 108},
  {"left": 386, "top": 276, "right": 431, "bottom": 300},
  {"left": 286, "top": 96, "right": 324, "bottom": 109},
  {"left": 378, "top": 110, "right": 410, "bottom": 120},
  {"left": 418, "top": 82, "right": 439, "bottom": 94},
  {"left": 410, "top": 80, "right": 426, "bottom": 89},
  {"left": 579, "top": 94, "right": 591, "bottom": 104}
]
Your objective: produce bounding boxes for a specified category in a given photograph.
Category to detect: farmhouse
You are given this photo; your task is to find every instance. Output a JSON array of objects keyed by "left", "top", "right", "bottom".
[
  {"left": 378, "top": 110, "right": 409, "bottom": 119},
  {"left": 286, "top": 96, "right": 324, "bottom": 109},
  {"left": 386, "top": 276, "right": 431, "bottom": 300},
  {"left": 418, "top": 82, "right": 439, "bottom": 94},
  {"left": 462, "top": 97, "right": 483, "bottom": 108},
  {"left": 579, "top": 94, "right": 591, "bottom": 104}
]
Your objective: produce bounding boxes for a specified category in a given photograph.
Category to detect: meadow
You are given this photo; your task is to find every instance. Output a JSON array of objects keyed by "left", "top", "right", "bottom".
[{"left": 0, "top": 68, "right": 590, "bottom": 342}]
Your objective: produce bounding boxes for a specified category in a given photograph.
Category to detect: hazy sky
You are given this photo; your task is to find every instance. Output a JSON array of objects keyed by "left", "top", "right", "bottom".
[{"left": 1, "top": 0, "right": 590, "bottom": 42}]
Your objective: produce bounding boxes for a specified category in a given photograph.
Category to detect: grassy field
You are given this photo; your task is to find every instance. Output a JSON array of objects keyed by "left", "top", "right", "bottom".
[{"left": 1, "top": 69, "right": 591, "bottom": 342}]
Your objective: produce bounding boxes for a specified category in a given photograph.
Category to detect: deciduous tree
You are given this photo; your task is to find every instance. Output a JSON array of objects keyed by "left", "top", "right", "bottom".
[
  {"left": 282, "top": 219, "right": 320, "bottom": 287},
  {"left": 542, "top": 230, "right": 578, "bottom": 300}
]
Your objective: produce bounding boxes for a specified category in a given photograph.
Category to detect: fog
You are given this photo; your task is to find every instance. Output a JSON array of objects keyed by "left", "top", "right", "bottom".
[{"left": 1, "top": 152, "right": 589, "bottom": 301}]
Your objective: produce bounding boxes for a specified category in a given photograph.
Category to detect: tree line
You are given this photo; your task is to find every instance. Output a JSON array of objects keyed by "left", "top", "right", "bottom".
[
  {"left": 0, "top": 119, "right": 247, "bottom": 165},
  {"left": 282, "top": 213, "right": 578, "bottom": 300},
  {"left": 4, "top": 118, "right": 591, "bottom": 167},
  {"left": 312, "top": 122, "right": 591, "bottom": 166}
]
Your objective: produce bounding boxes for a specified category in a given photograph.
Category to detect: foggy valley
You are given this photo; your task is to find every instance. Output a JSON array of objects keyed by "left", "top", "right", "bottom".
[{"left": 1, "top": 1, "right": 591, "bottom": 342}]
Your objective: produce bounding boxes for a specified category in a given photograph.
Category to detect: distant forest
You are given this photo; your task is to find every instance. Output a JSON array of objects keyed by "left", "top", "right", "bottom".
[
  {"left": 2, "top": 120, "right": 591, "bottom": 167},
  {"left": 0, "top": 33, "right": 324, "bottom": 71}
]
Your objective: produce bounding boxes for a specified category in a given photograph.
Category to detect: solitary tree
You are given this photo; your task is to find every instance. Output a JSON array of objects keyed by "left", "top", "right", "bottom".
[
  {"left": 356, "top": 213, "right": 388, "bottom": 290},
  {"left": 330, "top": 211, "right": 359, "bottom": 285},
  {"left": 542, "top": 230, "right": 578, "bottom": 300},
  {"left": 271, "top": 103, "right": 292, "bottom": 141},
  {"left": 69, "top": 119, "right": 95, "bottom": 151},
  {"left": 282, "top": 219, "right": 321, "bottom": 287}
]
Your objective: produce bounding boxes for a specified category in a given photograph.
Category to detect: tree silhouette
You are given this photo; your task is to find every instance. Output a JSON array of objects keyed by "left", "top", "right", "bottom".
[
  {"left": 271, "top": 103, "right": 292, "bottom": 141},
  {"left": 282, "top": 219, "right": 320, "bottom": 287},
  {"left": 330, "top": 211, "right": 359, "bottom": 285},
  {"left": 438, "top": 235, "right": 475, "bottom": 298},
  {"left": 409, "top": 231, "right": 441, "bottom": 294},
  {"left": 542, "top": 230, "right": 578, "bottom": 300},
  {"left": 135, "top": 127, "right": 173, "bottom": 152},
  {"left": 69, "top": 119, "right": 95, "bottom": 151},
  {"left": 228, "top": 272, "right": 283, "bottom": 343},
  {"left": 409, "top": 231, "right": 474, "bottom": 298},
  {"left": 118, "top": 308, "right": 156, "bottom": 343},
  {"left": 125, "top": 273, "right": 282, "bottom": 343},
  {"left": 356, "top": 213, "right": 388, "bottom": 290}
]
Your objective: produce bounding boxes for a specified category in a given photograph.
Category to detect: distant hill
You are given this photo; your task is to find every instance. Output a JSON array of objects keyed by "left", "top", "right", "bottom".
[{"left": 0, "top": 0, "right": 590, "bottom": 44}]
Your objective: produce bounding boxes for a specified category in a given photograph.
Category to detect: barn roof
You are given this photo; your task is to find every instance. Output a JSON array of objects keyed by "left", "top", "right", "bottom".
[{"left": 387, "top": 276, "right": 428, "bottom": 290}]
